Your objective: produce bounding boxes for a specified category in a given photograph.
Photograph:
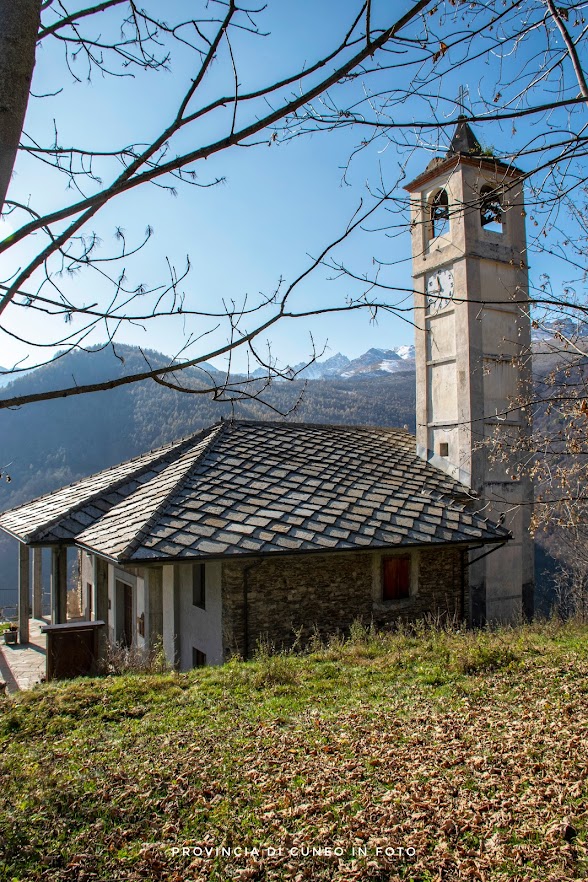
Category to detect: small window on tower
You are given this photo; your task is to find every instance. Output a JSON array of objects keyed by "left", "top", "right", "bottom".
[
  {"left": 382, "top": 556, "right": 411, "bottom": 601},
  {"left": 439, "top": 442, "right": 449, "bottom": 457},
  {"left": 430, "top": 188, "right": 449, "bottom": 239},
  {"left": 480, "top": 184, "right": 503, "bottom": 232},
  {"left": 192, "top": 563, "right": 206, "bottom": 609},
  {"left": 192, "top": 647, "right": 207, "bottom": 668}
]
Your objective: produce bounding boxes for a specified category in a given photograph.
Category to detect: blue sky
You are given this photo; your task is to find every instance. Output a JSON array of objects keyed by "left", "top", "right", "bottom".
[{"left": 1, "top": 0, "right": 585, "bottom": 376}]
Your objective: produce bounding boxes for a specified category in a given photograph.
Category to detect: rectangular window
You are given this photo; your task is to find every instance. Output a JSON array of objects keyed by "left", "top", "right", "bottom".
[
  {"left": 86, "top": 582, "right": 93, "bottom": 620},
  {"left": 192, "top": 563, "right": 206, "bottom": 609},
  {"left": 192, "top": 647, "right": 207, "bottom": 668},
  {"left": 382, "top": 556, "right": 411, "bottom": 601}
]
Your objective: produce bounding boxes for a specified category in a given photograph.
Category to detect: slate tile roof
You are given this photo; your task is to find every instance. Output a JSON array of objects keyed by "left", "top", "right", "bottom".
[
  {"left": 0, "top": 420, "right": 510, "bottom": 562},
  {"left": 0, "top": 429, "right": 217, "bottom": 544}
]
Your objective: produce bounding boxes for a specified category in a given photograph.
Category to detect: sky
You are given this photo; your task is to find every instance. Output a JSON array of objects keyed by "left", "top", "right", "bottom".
[{"left": 1, "top": 0, "right": 585, "bottom": 377}]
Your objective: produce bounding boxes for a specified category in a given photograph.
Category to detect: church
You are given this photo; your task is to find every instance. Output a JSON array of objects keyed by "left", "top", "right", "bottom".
[{"left": 0, "top": 121, "right": 534, "bottom": 669}]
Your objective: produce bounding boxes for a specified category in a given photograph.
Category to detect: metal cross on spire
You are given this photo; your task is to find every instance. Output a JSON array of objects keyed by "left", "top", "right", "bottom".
[
  {"left": 447, "top": 89, "right": 482, "bottom": 156},
  {"left": 456, "top": 84, "right": 470, "bottom": 116}
]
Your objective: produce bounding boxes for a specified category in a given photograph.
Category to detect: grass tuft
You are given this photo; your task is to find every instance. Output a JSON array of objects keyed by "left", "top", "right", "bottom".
[
  {"left": 450, "top": 629, "right": 520, "bottom": 674},
  {"left": 250, "top": 638, "right": 300, "bottom": 688}
]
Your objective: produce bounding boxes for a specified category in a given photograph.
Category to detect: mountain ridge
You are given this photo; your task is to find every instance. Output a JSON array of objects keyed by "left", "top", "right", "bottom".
[
  {"left": 253, "top": 345, "right": 415, "bottom": 381},
  {"left": 1, "top": 317, "right": 582, "bottom": 392}
]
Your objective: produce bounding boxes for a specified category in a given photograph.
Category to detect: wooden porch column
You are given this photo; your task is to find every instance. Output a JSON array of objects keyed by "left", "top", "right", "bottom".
[
  {"left": 162, "top": 565, "right": 179, "bottom": 668},
  {"left": 18, "top": 543, "right": 30, "bottom": 644},
  {"left": 146, "top": 566, "right": 163, "bottom": 654},
  {"left": 95, "top": 557, "right": 109, "bottom": 658},
  {"left": 95, "top": 557, "right": 109, "bottom": 623},
  {"left": 32, "top": 548, "right": 43, "bottom": 619},
  {"left": 51, "top": 546, "right": 68, "bottom": 624}
]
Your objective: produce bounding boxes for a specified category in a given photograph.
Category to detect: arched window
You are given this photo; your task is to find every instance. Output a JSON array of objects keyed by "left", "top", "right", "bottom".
[
  {"left": 480, "top": 184, "right": 503, "bottom": 232},
  {"left": 429, "top": 188, "right": 449, "bottom": 239}
]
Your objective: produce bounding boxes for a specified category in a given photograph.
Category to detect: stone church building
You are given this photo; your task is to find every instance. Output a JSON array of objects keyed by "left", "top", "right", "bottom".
[{"left": 0, "top": 121, "right": 533, "bottom": 668}]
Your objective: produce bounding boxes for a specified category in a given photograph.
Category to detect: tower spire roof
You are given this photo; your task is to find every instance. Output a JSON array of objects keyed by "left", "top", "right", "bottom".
[{"left": 447, "top": 115, "right": 483, "bottom": 156}]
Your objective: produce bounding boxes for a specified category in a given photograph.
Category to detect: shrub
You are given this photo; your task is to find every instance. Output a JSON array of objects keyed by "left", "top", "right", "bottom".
[
  {"left": 451, "top": 632, "right": 519, "bottom": 675},
  {"left": 251, "top": 639, "right": 299, "bottom": 689},
  {"left": 103, "top": 636, "right": 170, "bottom": 675}
]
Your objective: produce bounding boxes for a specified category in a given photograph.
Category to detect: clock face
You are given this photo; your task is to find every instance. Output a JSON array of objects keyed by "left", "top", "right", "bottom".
[{"left": 426, "top": 267, "right": 455, "bottom": 313}]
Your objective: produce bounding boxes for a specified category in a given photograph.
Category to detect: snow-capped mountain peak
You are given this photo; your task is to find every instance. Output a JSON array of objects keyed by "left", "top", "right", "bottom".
[
  {"left": 393, "top": 345, "right": 416, "bottom": 360},
  {"left": 290, "top": 346, "right": 415, "bottom": 380}
]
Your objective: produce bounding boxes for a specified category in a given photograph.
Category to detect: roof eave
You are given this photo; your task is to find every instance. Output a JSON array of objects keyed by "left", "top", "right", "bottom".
[
  {"left": 0, "top": 524, "right": 29, "bottom": 544},
  {"left": 74, "top": 531, "right": 511, "bottom": 567},
  {"left": 405, "top": 153, "right": 523, "bottom": 193},
  {"left": 0, "top": 522, "right": 92, "bottom": 547}
]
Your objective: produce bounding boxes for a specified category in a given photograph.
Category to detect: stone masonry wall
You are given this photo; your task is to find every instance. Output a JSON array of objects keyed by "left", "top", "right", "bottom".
[
  {"left": 221, "top": 546, "right": 466, "bottom": 659},
  {"left": 397, "top": 546, "right": 464, "bottom": 623},
  {"left": 222, "top": 552, "right": 373, "bottom": 659}
]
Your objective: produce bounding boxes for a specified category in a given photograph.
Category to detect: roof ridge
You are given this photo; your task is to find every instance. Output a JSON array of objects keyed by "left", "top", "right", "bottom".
[
  {"left": 118, "top": 422, "right": 226, "bottom": 561},
  {"left": 0, "top": 423, "right": 215, "bottom": 519},
  {"left": 25, "top": 427, "right": 214, "bottom": 544},
  {"left": 222, "top": 418, "right": 412, "bottom": 434}
]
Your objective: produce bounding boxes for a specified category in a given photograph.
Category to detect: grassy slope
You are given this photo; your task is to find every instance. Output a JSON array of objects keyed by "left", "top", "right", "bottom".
[{"left": 0, "top": 622, "right": 587, "bottom": 882}]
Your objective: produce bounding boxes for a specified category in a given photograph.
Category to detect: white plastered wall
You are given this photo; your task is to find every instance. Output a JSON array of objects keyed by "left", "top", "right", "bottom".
[
  {"left": 177, "top": 561, "right": 223, "bottom": 669},
  {"left": 107, "top": 563, "right": 115, "bottom": 643},
  {"left": 162, "top": 564, "right": 176, "bottom": 666},
  {"left": 135, "top": 570, "right": 146, "bottom": 652},
  {"left": 80, "top": 550, "right": 95, "bottom": 620}
]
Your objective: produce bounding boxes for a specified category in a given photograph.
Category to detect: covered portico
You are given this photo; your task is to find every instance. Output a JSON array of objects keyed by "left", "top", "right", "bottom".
[
  {"left": 0, "top": 437, "right": 193, "bottom": 651},
  {"left": 16, "top": 544, "right": 67, "bottom": 644}
]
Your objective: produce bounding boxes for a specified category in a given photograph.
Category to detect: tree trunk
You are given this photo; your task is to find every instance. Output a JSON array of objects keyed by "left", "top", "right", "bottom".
[{"left": 0, "top": 0, "right": 41, "bottom": 213}]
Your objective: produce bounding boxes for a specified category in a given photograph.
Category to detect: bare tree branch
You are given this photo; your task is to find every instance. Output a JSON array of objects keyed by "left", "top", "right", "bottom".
[
  {"left": 37, "top": 0, "right": 127, "bottom": 41},
  {"left": 545, "top": 0, "right": 588, "bottom": 98}
]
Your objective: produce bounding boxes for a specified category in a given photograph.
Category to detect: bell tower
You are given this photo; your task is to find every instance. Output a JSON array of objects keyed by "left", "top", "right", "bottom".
[{"left": 406, "top": 119, "right": 534, "bottom": 623}]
